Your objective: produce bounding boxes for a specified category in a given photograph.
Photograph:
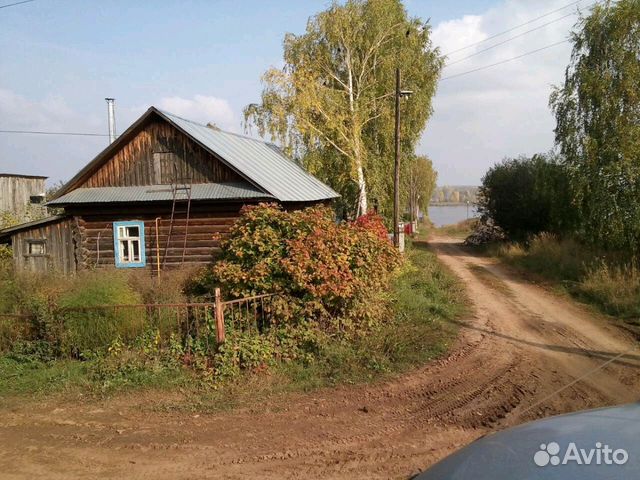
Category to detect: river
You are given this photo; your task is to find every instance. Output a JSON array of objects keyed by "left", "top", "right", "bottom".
[{"left": 428, "top": 205, "right": 477, "bottom": 227}]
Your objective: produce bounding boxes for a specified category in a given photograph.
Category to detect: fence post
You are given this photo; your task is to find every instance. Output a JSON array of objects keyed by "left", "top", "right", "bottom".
[{"left": 214, "top": 288, "right": 225, "bottom": 344}]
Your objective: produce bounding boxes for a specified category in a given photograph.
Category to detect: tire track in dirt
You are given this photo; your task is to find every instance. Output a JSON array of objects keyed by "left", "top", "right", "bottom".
[{"left": 1, "top": 235, "right": 639, "bottom": 479}]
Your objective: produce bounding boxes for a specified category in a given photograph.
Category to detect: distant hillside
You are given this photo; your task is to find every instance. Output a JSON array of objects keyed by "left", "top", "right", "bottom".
[{"left": 430, "top": 185, "right": 478, "bottom": 205}]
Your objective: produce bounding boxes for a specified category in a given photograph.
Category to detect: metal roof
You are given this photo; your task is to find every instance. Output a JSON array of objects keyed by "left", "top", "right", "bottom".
[
  {"left": 156, "top": 109, "right": 339, "bottom": 202},
  {"left": 52, "top": 107, "right": 339, "bottom": 204},
  {"left": 47, "top": 183, "right": 275, "bottom": 206}
]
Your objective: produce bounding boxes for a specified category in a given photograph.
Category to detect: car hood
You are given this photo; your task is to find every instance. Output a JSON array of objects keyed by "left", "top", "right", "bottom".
[{"left": 415, "top": 403, "right": 640, "bottom": 480}]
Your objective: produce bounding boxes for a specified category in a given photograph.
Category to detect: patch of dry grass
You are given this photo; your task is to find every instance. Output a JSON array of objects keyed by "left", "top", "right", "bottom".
[
  {"left": 434, "top": 218, "right": 479, "bottom": 238},
  {"left": 494, "top": 233, "right": 640, "bottom": 327}
]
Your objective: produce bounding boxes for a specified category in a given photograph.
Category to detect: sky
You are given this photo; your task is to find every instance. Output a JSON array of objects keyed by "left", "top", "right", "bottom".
[{"left": 0, "top": 0, "right": 592, "bottom": 186}]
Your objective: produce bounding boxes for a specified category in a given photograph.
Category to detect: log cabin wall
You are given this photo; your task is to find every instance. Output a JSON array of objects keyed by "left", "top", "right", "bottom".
[
  {"left": 10, "top": 218, "right": 76, "bottom": 274},
  {"left": 74, "top": 203, "right": 246, "bottom": 271},
  {"left": 81, "top": 119, "right": 244, "bottom": 188}
]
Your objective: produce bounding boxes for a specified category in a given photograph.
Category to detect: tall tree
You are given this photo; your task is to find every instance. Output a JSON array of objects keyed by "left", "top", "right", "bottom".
[
  {"left": 244, "top": 0, "right": 442, "bottom": 218},
  {"left": 405, "top": 155, "right": 436, "bottom": 223},
  {"left": 550, "top": 0, "right": 640, "bottom": 250}
]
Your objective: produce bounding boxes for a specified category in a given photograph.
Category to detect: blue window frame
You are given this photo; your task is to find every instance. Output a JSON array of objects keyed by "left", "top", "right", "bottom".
[{"left": 113, "top": 221, "right": 146, "bottom": 268}]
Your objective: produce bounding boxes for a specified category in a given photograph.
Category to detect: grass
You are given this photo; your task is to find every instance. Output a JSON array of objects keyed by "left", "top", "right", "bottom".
[
  {"left": 0, "top": 349, "right": 192, "bottom": 398},
  {"left": 491, "top": 233, "right": 640, "bottom": 329},
  {"left": 0, "top": 241, "right": 467, "bottom": 410},
  {"left": 433, "top": 218, "right": 478, "bottom": 238}
]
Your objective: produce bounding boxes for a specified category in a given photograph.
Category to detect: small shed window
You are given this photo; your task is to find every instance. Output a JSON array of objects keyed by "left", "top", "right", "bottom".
[
  {"left": 113, "top": 221, "right": 146, "bottom": 268},
  {"left": 25, "top": 239, "right": 47, "bottom": 256}
]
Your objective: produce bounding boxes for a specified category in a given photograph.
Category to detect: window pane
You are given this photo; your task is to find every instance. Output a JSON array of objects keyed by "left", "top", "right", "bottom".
[
  {"left": 132, "top": 240, "right": 140, "bottom": 261},
  {"left": 28, "top": 242, "right": 45, "bottom": 255},
  {"left": 114, "top": 222, "right": 145, "bottom": 267},
  {"left": 120, "top": 240, "right": 129, "bottom": 261}
]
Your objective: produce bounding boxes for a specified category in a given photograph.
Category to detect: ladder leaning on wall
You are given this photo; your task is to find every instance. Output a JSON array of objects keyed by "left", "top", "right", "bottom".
[{"left": 162, "top": 165, "right": 193, "bottom": 269}]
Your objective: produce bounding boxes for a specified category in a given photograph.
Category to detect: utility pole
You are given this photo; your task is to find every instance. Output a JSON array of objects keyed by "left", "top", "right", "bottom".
[
  {"left": 393, "top": 68, "right": 413, "bottom": 248},
  {"left": 393, "top": 68, "right": 401, "bottom": 248}
]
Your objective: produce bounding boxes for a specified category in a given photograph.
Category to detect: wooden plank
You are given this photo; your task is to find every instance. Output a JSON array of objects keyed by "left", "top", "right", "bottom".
[{"left": 80, "top": 118, "right": 244, "bottom": 189}]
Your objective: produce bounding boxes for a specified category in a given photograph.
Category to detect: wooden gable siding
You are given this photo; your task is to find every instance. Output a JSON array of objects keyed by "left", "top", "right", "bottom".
[
  {"left": 81, "top": 119, "right": 243, "bottom": 188},
  {"left": 0, "top": 176, "right": 46, "bottom": 216},
  {"left": 75, "top": 204, "right": 245, "bottom": 271},
  {"left": 11, "top": 218, "right": 76, "bottom": 274}
]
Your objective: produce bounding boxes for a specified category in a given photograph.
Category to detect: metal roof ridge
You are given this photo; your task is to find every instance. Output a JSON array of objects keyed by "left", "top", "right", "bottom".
[{"left": 154, "top": 108, "right": 277, "bottom": 146}]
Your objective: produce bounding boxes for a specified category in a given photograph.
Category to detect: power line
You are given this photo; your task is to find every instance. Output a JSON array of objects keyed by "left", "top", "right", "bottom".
[
  {"left": 444, "top": 7, "right": 588, "bottom": 68},
  {"left": 443, "top": 0, "right": 584, "bottom": 57},
  {"left": 441, "top": 39, "right": 570, "bottom": 81},
  {"left": 0, "top": 0, "right": 35, "bottom": 9},
  {"left": 0, "top": 129, "right": 108, "bottom": 137}
]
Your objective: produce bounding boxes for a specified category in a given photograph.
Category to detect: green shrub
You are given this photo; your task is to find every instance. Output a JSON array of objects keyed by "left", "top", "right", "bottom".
[
  {"left": 478, "top": 153, "right": 577, "bottom": 240},
  {"left": 7, "top": 340, "right": 56, "bottom": 364},
  {"left": 189, "top": 204, "right": 400, "bottom": 332}
]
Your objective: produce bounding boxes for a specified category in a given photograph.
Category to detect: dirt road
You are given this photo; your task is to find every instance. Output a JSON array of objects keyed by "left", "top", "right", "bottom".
[{"left": 1, "top": 235, "right": 639, "bottom": 479}]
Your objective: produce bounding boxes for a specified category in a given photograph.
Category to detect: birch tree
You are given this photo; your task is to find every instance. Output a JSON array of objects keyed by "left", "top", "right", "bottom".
[
  {"left": 550, "top": 0, "right": 640, "bottom": 250},
  {"left": 405, "top": 155, "right": 436, "bottom": 223},
  {"left": 244, "top": 0, "right": 442, "bottom": 218}
]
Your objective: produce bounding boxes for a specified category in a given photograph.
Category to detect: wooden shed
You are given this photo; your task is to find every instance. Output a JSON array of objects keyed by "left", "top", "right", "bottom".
[
  {"left": 0, "top": 216, "right": 76, "bottom": 274},
  {"left": 0, "top": 107, "right": 338, "bottom": 274},
  {"left": 0, "top": 173, "right": 47, "bottom": 217}
]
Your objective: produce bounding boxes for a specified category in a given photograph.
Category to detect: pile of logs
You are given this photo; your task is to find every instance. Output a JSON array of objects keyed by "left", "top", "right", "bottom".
[{"left": 463, "top": 223, "right": 506, "bottom": 246}]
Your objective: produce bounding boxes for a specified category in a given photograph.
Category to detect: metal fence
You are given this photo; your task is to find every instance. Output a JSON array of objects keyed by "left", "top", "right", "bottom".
[{"left": 0, "top": 288, "right": 281, "bottom": 354}]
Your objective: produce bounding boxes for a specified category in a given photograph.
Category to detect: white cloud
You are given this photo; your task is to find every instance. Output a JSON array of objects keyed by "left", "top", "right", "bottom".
[
  {"left": 155, "top": 95, "right": 236, "bottom": 132},
  {"left": 422, "top": 0, "right": 588, "bottom": 185},
  {"left": 433, "top": 15, "right": 486, "bottom": 54}
]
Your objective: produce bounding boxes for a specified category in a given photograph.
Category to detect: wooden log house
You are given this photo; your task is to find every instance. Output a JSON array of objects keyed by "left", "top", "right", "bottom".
[{"left": 0, "top": 107, "right": 338, "bottom": 274}]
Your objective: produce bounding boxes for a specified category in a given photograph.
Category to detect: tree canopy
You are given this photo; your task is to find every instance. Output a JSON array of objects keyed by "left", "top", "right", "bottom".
[
  {"left": 478, "top": 153, "right": 576, "bottom": 240},
  {"left": 550, "top": 0, "right": 640, "bottom": 250},
  {"left": 405, "top": 155, "right": 436, "bottom": 222},
  {"left": 244, "top": 0, "right": 443, "bottom": 219}
]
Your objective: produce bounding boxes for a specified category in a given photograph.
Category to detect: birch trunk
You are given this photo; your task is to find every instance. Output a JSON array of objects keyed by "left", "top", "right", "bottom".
[
  {"left": 347, "top": 49, "right": 368, "bottom": 217},
  {"left": 356, "top": 160, "right": 368, "bottom": 216}
]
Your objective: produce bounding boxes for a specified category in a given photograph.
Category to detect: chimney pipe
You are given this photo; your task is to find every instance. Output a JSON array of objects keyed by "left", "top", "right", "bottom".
[{"left": 105, "top": 98, "right": 116, "bottom": 144}]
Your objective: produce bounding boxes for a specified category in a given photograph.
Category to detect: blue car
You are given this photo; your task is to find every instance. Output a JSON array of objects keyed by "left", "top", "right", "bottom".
[{"left": 415, "top": 403, "right": 639, "bottom": 480}]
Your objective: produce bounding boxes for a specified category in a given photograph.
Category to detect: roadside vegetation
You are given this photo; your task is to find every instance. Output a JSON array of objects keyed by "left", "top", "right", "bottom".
[
  {"left": 467, "top": 0, "right": 640, "bottom": 330},
  {"left": 0, "top": 206, "right": 465, "bottom": 404},
  {"left": 434, "top": 218, "right": 478, "bottom": 239},
  {"left": 494, "top": 236, "right": 640, "bottom": 328}
]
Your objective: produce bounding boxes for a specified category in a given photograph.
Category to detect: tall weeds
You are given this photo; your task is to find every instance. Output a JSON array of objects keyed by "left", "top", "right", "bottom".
[{"left": 497, "top": 233, "right": 640, "bottom": 325}]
